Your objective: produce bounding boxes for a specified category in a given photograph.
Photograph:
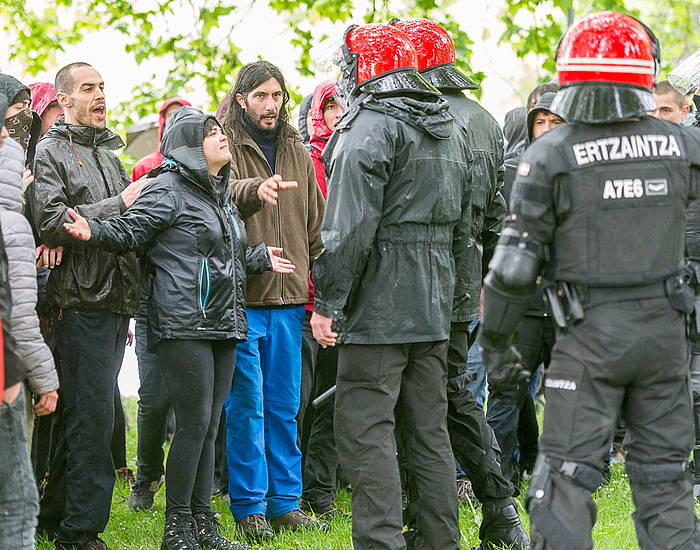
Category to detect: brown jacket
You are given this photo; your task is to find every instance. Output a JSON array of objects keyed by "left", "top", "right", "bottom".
[{"left": 228, "top": 124, "right": 324, "bottom": 306}]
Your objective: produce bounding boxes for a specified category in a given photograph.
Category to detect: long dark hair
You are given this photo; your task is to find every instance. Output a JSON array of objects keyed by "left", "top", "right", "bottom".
[{"left": 219, "top": 61, "right": 293, "bottom": 141}]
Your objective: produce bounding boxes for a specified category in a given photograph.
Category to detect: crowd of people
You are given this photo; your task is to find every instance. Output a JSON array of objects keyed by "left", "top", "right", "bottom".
[{"left": 3, "top": 8, "right": 700, "bottom": 550}]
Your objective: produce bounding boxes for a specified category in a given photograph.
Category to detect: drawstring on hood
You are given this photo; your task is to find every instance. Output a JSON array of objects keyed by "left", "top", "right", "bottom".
[{"left": 66, "top": 129, "right": 84, "bottom": 167}]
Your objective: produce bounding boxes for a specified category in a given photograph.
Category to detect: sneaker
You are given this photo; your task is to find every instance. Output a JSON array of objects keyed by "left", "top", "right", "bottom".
[
  {"left": 235, "top": 514, "right": 274, "bottom": 542},
  {"left": 128, "top": 477, "right": 164, "bottom": 510},
  {"left": 55, "top": 538, "right": 113, "bottom": 550},
  {"left": 268, "top": 509, "right": 330, "bottom": 533},
  {"left": 194, "top": 509, "right": 249, "bottom": 550}
]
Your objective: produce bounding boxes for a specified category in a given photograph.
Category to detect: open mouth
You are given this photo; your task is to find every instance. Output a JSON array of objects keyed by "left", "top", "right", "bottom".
[{"left": 92, "top": 105, "right": 106, "bottom": 118}]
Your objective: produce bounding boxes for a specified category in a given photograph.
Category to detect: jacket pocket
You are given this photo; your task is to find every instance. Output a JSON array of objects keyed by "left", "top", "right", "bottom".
[{"left": 198, "top": 257, "right": 211, "bottom": 318}]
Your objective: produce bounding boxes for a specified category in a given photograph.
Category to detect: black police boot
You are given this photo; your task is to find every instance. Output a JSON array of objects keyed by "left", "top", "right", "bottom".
[
  {"left": 193, "top": 509, "right": 250, "bottom": 550},
  {"left": 478, "top": 499, "right": 529, "bottom": 550},
  {"left": 161, "top": 512, "right": 201, "bottom": 550}
]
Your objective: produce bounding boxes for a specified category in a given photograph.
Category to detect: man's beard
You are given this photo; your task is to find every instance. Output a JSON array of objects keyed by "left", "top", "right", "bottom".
[{"left": 245, "top": 106, "right": 279, "bottom": 138}]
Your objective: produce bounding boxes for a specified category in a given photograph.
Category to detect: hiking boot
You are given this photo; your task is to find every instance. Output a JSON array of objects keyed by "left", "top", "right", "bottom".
[
  {"left": 235, "top": 514, "right": 274, "bottom": 542},
  {"left": 128, "top": 477, "right": 164, "bottom": 510},
  {"left": 478, "top": 500, "right": 529, "bottom": 550},
  {"left": 161, "top": 512, "right": 201, "bottom": 550},
  {"left": 194, "top": 509, "right": 250, "bottom": 550},
  {"left": 54, "top": 538, "right": 113, "bottom": 550},
  {"left": 269, "top": 509, "right": 330, "bottom": 533}
]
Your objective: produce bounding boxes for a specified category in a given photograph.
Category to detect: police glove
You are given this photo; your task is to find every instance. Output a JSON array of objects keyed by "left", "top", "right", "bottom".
[{"left": 482, "top": 345, "right": 530, "bottom": 390}]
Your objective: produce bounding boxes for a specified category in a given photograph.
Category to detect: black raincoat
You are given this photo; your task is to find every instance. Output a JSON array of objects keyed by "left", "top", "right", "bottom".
[
  {"left": 85, "top": 107, "right": 270, "bottom": 346},
  {"left": 28, "top": 121, "right": 139, "bottom": 315},
  {"left": 441, "top": 91, "right": 507, "bottom": 322},
  {"left": 312, "top": 93, "right": 472, "bottom": 344}
]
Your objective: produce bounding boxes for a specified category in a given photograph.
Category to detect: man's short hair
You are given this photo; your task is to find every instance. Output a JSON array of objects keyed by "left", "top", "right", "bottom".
[
  {"left": 55, "top": 62, "right": 93, "bottom": 95},
  {"left": 654, "top": 80, "right": 691, "bottom": 108},
  {"left": 526, "top": 82, "right": 560, "bottom": 110}
]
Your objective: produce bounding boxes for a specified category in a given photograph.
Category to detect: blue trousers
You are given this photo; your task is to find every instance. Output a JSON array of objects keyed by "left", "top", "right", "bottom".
[{"left": 225, "top": 306, "right": 304, "bottom": 520}]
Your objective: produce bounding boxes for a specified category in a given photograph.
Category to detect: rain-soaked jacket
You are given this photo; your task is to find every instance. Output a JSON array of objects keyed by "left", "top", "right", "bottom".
[
  {"left": 306, "top": 80, "right": 337, "bottom": 312},
  {"left": 442, "top": 91, "right": 507, "bottom": 323},
  {"left": 309, "top": 80, "right": 337, "bottom": 197},
  {"left": 131, "top": 98, "right": 192, "bottom": 181},
  {"left": 86, "top": 107, "right": 270, "bottom": 346},
  {"left": 312, "top": 92, "right": 472, "bottom": 344},
  {"left": 28, "top": 121, "right": 139, "bottom": 315}
]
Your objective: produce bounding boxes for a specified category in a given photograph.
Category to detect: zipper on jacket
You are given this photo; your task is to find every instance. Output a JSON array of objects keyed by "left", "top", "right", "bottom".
[
  {"left": 198, "top": 258, "right": 211, "bottom": 318},
  {"left": 92, "top": 149, "right": 113, "bottom": 197},
  {"left": 227, "top": 206, "right": 242, "bottom": 241}
]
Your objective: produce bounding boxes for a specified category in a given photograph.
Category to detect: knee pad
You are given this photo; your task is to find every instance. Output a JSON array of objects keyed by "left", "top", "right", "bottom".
[
  {"left": 526, "top": 454, "right": 598, "bottom": 550},
  {"left": 626, "top": 460, "right": 688, "bottom": 485}
]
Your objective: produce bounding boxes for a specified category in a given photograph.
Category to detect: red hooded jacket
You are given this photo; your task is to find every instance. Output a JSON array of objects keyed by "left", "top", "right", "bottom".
[
  {"left": 131, "top": 98, "right": 191, "bottom": 181},
  {"left": 306, "top": 80, "right": 337, "bottom": 311},
  {"left": 28, "top": 82, "right": 58, "bottom": 117}
]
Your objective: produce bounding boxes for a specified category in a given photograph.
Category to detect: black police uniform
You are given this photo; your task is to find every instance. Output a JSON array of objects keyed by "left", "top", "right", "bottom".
[
  {"left": 313, "top": 80, "right": 470, "bottom": 550},
  {"left": 482, "top": 114, "right": 700, "bottom": 550}
]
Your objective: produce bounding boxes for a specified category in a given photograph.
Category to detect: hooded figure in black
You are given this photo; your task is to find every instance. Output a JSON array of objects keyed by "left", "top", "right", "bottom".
[
  {"left": 386, "top": 16, "right": 528, "bottom": 550},
  {"left": 310, "top": 23, "right": 471, "bottom": 550},
  {"left": 63, "top": 106, "right": 286, "bottom": 550}
]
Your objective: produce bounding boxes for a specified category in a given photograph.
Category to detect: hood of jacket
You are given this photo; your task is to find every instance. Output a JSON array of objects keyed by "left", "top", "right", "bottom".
[
  {"left": 0, "top": 74, "right": 29, "bottom": 107},
  {"left": 0, "top": 137, "right": 26, "bottom": 213},
  {"left": 157, "top": 97, "right": 192, "bottom": 143},
  {"left": 297, "top": 93, "right": 313, "bottom": 143},
  {"left": 309, "top": 80, "right": 337, "bottom": 156},
  {"left": 160, "top": 106, "right": 231, "bottom": 197},
  {"left": 28, "top": 82, "right": 58, "bottom": 117},
  {"left": 361, "top": 94, "right": 454, "bottom": 139},
  {"left": 44, "top": 120, "right": 125, "bottom": 150}
]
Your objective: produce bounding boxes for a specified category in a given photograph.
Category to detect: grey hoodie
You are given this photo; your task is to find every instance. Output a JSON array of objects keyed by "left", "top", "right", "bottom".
[{"left": 0, "top": 136, "right": 57, "bottom": 395}]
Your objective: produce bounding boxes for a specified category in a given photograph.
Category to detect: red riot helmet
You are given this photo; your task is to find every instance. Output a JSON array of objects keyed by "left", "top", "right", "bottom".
[
  {"left": 388, "top": 18, "right": 478, "bottom": 91},
  {"left": 550, "top": 11, "right": 659, "bottom": 123},
  {"left": 337, "top": 23, "right": 438, "bottom": 100}
]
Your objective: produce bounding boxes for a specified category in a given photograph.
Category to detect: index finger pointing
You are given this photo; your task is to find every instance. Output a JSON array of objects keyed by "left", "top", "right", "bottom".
[{"left": 277, "top": 180, "right": 298, "bottom": 190}]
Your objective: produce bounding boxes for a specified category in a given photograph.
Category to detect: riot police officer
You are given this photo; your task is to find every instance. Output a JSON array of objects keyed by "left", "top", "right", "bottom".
[
  {"left": 480, "top": 11, "right": 700, "bottom": 550},
  {"left": 390, "top": 18, "right": 528, "bottom": 550},
  {"left": 311, "top": 23, "right": 470, "bottom": 550}
]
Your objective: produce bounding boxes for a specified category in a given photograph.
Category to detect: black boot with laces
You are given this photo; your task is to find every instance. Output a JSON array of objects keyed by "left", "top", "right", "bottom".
[
  {"left": 194, "top": 509, "right": 250, "bottom": 550},
  {"left": 161, "top": 512, "right": 201, "bottom": 550}
]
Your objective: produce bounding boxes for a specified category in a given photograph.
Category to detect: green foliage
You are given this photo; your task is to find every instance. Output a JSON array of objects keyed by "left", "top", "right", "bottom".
[
  {"left": 1, "top": 0, "right": 484, "bottom": 132},
  {"left": 499, "top": 0, "right": 700, "bottom": 83}
]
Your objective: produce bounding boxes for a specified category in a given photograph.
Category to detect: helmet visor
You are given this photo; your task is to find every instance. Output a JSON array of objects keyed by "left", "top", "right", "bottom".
[
  {"left": 550, "top": 83, "right": 656, "bottom": 124},
  {"left": 421, "top": 64, "right": 478, "bottom": 91}
]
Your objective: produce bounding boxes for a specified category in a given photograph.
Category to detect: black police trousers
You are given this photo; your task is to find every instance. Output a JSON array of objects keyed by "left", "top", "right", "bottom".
[
  {"left": 335, "top": 341, "right": 459, "bottom": 550},
  {"left": 529, "top": 298, "right": 700, "bottom": 550}
]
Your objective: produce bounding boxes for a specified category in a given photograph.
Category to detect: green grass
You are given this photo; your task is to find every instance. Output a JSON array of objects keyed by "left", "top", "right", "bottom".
[{"left": 34, "top": 397, "right": 690, "bottom": 549}]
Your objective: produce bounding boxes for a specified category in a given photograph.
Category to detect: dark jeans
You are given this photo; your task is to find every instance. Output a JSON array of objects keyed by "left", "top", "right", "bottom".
[
  {"left": 487, "top": 315, "right": 555, "bottom": 482},
  {"left": 0, "top": 388, "right": 39, "bottom": 550},
  {"left": 298, "top": 310, "right": 317, "bottom": 452},
  {"left": 301, "top": 343, "right": 339, "bottom": 510},
  {"left": 39, "top": 309, "right": 129, "bottom": 546},
  {"left": 155, "top": 339, "right": 236, "bottom": 515},
  {"left": 111, "top": 384, "right": 127, "bottom": 470},
  {"left": 336, "top": 341, "right": 459, "bottom": 550},
  {"left": 134, "top": 317, "right": 171, "bottom": 483}
]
